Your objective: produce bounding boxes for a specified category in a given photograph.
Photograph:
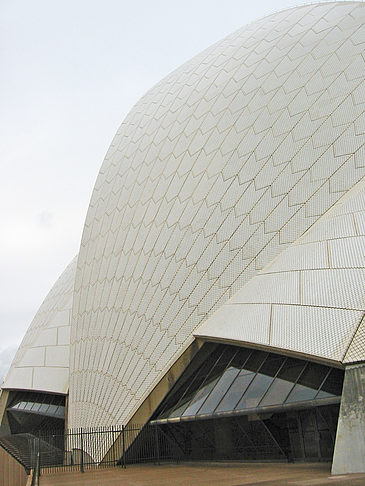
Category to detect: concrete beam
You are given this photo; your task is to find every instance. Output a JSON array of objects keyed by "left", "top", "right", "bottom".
[{"left": 332, "top": 363, "right": 365, "bottom": 474}]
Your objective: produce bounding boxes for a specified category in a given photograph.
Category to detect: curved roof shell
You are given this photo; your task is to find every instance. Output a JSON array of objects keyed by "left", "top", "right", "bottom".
[
  {"left": 69, "top": 1, "right": 365, "bottom": 428},
  {"left": 196, "top": 176, "right": 365, "bottom": 363},
  {"left": 3, "top": 257, "right": 76, "bottom": 395}
]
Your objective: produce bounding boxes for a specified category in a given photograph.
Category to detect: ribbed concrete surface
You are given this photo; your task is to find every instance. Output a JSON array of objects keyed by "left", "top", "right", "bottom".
[{"left": 40, "top": 463, "right": 365, "bottom": 486}]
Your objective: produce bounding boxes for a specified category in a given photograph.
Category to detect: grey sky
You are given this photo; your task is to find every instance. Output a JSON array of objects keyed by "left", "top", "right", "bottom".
[{"left": 0, "top": 0, "right": 321, "bottom": 379}]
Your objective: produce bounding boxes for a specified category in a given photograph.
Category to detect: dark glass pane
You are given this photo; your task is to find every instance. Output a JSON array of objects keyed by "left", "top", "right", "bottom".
[
  {"left": 259, "top": 378, "right": 294, "bottom": 407},
  {"left": 55, "top": 406, "right": 65, "bottom": 417},
  {"left": 316, "top": 369, "right": 344, "bottom": 398},
  {"left": 236, "top": 374, "right": 274, "bottom": 410},
  {"left": 183, "top": 347, "right": 235, "bottom": 417},
  {"left": 287, "top": 415, "right": 304, "bottom": 460},
  {"left": 197, "top": 366, "right": 240, "bottom": 415},
  {"left": 259, "top": 355, "right": 286, "bottom": 377},
  {"left": 158, "top": 406, "right": 174, "bottom": 419},
  {"left": 229, "top": 348, "right": 252, "bottom": 370},
  {"left": 259, "top": 358, "right": 306, "bottom": 407},
  {"left": 300, "top": 410, "right": 319, "bottom": 458},
  {"left": 209, "top": 347, "right": 238, "bottom": 381},
  {"left": 216, "top": 372, "right": 255, "bottom": 413},
  {"left": 167, "top": 347, "right": 224, "bottom": 417},
  {"left": 297, "top": 363, "right": 329, "bottom": 390},
  {"left": 170, "top": 347, "right": 234, "bottom": 418},
  {"left": 157, "top": 342, "right": 218, "bottom": 417},
  {"left": 318, "top": 429, "right": 333, "bottom": 459},
  {"left": 243, "top": 351, "right": 268, "bottom": 374},
  {"left": 169, "top": 399, "right": 191, "bottom": 418},
  {"left": 183, "top": 377, "right": 220, "bottom": 417},
  {"left": 39, "top": 403, "right": 50, "bottom": 413},
  {"left": 285, "top": 383, "right": 318, "bottom": 403},
  {"left": 277, "top": 358, "right": 306, "bottom": 382},
  {"left": 286, "top": 363, "right": 330, "bottom": 404},
  {"left": 47, "top": 404, "right": 58, "bottom": 415}
]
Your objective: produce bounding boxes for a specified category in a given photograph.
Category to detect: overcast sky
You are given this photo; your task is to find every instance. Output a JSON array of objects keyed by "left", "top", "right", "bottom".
[{"left": 0, "top": 0, "right": 331, "bottom": 381}]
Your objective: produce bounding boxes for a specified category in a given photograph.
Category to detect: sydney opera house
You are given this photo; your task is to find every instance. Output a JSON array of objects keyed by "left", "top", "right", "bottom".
[{"left": 1, "top": 0, "right": 365, "bottom": 475}]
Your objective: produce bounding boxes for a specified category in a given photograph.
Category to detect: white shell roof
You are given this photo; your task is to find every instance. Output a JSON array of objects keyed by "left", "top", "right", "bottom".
[
  {"left": 69, "top": 2, "right": 365, "bottom": 429},
  {"left": 196, "top": 176, "right": 365, "bottom": 363},
  {"left": 3, "top": 257, "right": 76, "bottom": 395}
]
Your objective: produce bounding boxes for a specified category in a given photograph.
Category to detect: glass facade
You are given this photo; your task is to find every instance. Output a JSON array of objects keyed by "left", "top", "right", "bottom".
[
  {"left": 151, "top": 343, "right": 344, "bottom": 463},
  {"left": 154, "top": 344, "right": 344, "bottom": 422},
  {"left": 156, "top": 405, "right": 340, "bottom": 462},
  {"left": 7, "top": 391, "right": 65, "bottom": 434}
]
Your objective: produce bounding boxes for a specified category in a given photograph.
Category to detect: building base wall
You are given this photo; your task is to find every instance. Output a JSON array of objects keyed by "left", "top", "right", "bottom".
[{"left": 332, "top": 363, "right": 365, "bottom": 475}]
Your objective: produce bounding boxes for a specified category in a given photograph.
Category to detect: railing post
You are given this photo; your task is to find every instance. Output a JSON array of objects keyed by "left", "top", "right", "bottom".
[
  {"left": 122, "top": 425, "right": 126, "bottom": 469},
  {"left": 37, "top": 451, "right": 41, "bottom": 480},
  {"left": 111, "top": 425, "right": 115, "bottom": 466},
  {"left": 30, "top": 438, "right": 41, "bottom": 486},
  {"left": 37, "top": 435, "right": 41, "bottom": 478},
  {"left": 32, "top": 436, "right": 37, "bottom": 473},
  {"left": 80, "top": 428, "right": 84, "bottom": 473},
  {"left": 154, "top": 424, "right": 160, "bottom": 465}
]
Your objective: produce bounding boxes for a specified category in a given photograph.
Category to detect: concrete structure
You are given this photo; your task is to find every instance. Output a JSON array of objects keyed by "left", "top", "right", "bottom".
[
  {"left": 3, "top": 257, "right": 76, "bottom": 395},
  {"left": 332, "top": 363, "right": 365, "bottom": 474},
  {"left": 1, "top": 0, "right": 365, "bottom": 476}
]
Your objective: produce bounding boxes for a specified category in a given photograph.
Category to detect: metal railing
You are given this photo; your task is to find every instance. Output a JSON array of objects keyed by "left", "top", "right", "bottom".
[
  {"left": 30, "top": 451, "right": 40, "bottom": 486},
  {"left": 0, "top": 423, "right": 183, "bottom": 476}
]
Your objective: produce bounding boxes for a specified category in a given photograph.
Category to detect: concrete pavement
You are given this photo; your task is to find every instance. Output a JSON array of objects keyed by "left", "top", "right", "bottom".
[{"left": 39, "top": 462, "right": 365, "bottom": 485}]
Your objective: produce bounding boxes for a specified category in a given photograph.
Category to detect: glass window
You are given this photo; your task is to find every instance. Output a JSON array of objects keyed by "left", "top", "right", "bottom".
[
  {"left": 39, "top": 403, "right": 50, "bottom": 414},
  {"left": 168, "top": 399, "right": 191, "bottom": 418},
  {"left": 197, "top": 366, "right": 240, "bottom": 415},
  {"left": 242, "top": 351, "right": 268, "bottom": 374},
  {"left": 316, "top": 369, "right": 344, "bottom": 398},
  {"left": 183, "top": 377, "right": 220, "bottom": 417},
  {"left": 153, "top": 345, "right": 345, "bottom": 423},
  {"left": 285, "top": 363, "right": 329, "bottom": 404},
  {"left": 259, "top": 354, "right": 286, "bottom": 377},
  {"left": 259, "top": 376, "right": 294, "bottom": 407},
  {"left": 285, "top": 383, "right": 317, "bottom": 403},
  {"left": 207, "top": 347, "right": 238, "bottom": 381},
  {"left": 167, "top": 350, "right": 223, "bottom": 418},
  {"left": 182, "top": 347, "right": 235, "bottom": 417},
  {"left": 55, "top": 406, "right": 66, "bottom": 418},
  {"left": 229, "top": 348, "right": 252, "bottom": 370},
  {"left": 298, "top": 363, "right": 329, "bottom": 389},
  {"left": 235, "top": 373, "right": 274, "bottom": 410},
  {"left": 259, "top": 358, "right": 305, "bottom": 407},
  {"left": 157, "top": 342, "right": 218, "bottom": 417},
  {"left": 277, "top": 358, "right": 306, "bottom": 382},
  {"left": 215, "top": 372, "right": 255, "bottom": 413},
  {"left": 31, "top": 402, "right": 41, "bottom": 412},
  {"left": 47, "top": 404, "right": 58, "bottom": 415}
]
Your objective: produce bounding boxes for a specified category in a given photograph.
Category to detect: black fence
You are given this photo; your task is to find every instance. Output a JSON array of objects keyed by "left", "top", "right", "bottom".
[{"left": 0, "top": 423, "right": 183, "bottom": 476}]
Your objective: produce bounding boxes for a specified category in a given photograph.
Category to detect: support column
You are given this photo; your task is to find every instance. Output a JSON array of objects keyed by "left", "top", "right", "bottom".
[
  {"left": 0, "top": 390, "right": 10, "bottom": 434},
  {"left": 332, "top": 363, "right": 365, "bottom": 474}
]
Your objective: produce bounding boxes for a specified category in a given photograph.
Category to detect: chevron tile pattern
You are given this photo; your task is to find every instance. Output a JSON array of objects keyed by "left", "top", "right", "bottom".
[
  {"left": 197, "top": 176, "right": 365, "bottom": 363},
  {"left": 69, "top": 2, "right": 365, "bottom": 428},
  {"left": 3, "top": 257, "right": 77, "bottom": 394},
  {"left": 345, "top": 314, "right": 365, "bottom": 362}
]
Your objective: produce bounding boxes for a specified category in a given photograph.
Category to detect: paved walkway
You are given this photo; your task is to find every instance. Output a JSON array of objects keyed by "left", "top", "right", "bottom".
[{"left": 39, "top": 462, "right": 365, "bottom": 485}]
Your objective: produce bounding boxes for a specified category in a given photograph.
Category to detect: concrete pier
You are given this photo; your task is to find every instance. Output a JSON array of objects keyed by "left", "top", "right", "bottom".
[{"left": 332, "top": 363, "right": 365, "bottom": 474}]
